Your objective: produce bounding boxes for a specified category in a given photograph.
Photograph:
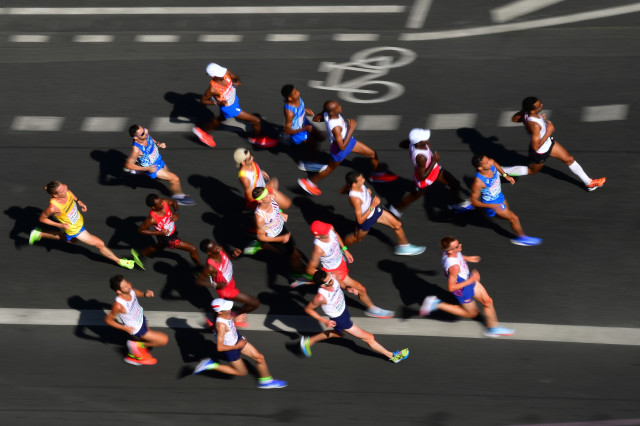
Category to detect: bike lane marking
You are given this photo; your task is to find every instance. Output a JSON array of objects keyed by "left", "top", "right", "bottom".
[
  {"left": 400, "top": 3, "right": 640, "bottom": 41},
  {"left": 491, "top": 0, "right": 565, "bottom": 24},
  {"left": 405, "top": 0, "right": 433, "bottom": 29},
  {"left": 1, "top": 307, "right": 639, "bottom": 346}
]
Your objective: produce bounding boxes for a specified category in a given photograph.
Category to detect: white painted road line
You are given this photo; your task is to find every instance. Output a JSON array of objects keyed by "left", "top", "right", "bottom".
[
  {"left": 8, "top": 34, "right": 50, "bottom": 42},
  {"left": 333, "top": 33, "right": 380, "bottom": 42},
  {"left": 80, "top": 117, "right": 128, "bottom": 132},
  {"left": 400, "top": 3, "right": 640, "bottom": 41},
  {"left": 427, "top": 113, "right": 477, "bottom": 130},
  {"left": 491, "top": 0, "right": 565, "bottom": 24},
  {"left": 356, "top": 115, "right": 401, "bottom": 131},
  {"left": 11, "top": 116, "right": 64, "bottom": 131},
  {"left": 266, "top": 34, "right": 310, "bottom": 42},
  {"left": 1, "top": 308, "right": 638, "bottom": 346},
  {"left": 498, "top": 110, "right": 552, "bottom": 127},
  {"left": 149, "top": 117, "right": 195, "bottom": 132},
  {"left": 1, "top": 6, "right": 405, "bottom": 15},
  {"left": 134, "top": 34, "right": 180, "bottom": 43},
  {"left": 197, "top": 34, "right": 243, "bottom": 43},
  {"left": 581, "top": 104, "right": 629, "bottom": 122},
  {"left": 72, "top": 34, "right": 115, "bottom": 43},
  {"left": 406, "top": 0, "right": 433, "bottom": 29}
]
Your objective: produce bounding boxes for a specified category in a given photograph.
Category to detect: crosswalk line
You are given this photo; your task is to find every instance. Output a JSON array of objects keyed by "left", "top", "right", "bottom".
[
  {"left": 356, "top": 115, "right": 401, "bottom": 131},
  {"left": 11, "top": 116, "right": 64, "bottom": 131},
  {"left": 427, "top": 113, "right": 477, "bottom": 130},
  {"left": 581, "top": 104, "right": 628, "bottom": 122},
  {"left": 80, "top": 117, "right": 128, "bottom": 132}
]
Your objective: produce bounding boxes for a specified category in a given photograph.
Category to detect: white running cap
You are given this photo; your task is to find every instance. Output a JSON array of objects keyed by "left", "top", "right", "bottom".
[
  {"left": 409, "top": 128, "right": 431, "bottom": 145},
  {"left": 206, "top": 63, "right": 227, "bottom": 78},
  {"left": 211, "top": 298, "right": 234, "bottom": 312},
  {"left": 233, "top": 147, "right": 251, "bottom": 167}
]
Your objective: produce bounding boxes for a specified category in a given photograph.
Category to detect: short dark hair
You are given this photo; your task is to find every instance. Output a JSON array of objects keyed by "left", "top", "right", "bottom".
[
  {"left": 43, "top": 180, "right": 62, "bottom": 196},
  {"left": 109, "top": 275, "right": 124, "bottom": 292},
  {"left": 440, "top": 236, "right": 457, "bottom": 250},
  {"left": 281, "top": 84, "right": 294, "bottom": 100},
  {"left": 313, "top": 270, "right": 329, "bottom": 285},
  {"left": 471, "top": 154, "right": 486, "bottom": 168},
  {"left": 200, "top": 239, "right": 212, "bottom": 252},
  {"left": 252, "top": 186, "right": 266, "bottom": 200},
  {"left": 145, "top": 193, "right": 159, "bottom": 207},
  {"left": 521, "top": 97, "right": 538, "bottom": 112},
  {"left": 128, "top": 124, "right": 140, "bottom": 137}
]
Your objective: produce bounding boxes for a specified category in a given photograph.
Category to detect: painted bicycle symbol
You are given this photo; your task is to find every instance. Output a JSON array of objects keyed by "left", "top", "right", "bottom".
[{"left": 308, "top": 46, "right": 417, "bottom": 104}]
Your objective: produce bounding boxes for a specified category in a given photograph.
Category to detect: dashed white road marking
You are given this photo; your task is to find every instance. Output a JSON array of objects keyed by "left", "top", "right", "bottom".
[
  {"left": 1, "top": 6, "right": 405, "bottom": 15},
  {"left": 149, "top": 117, "right": 195, "bottom": 132},
  {"left": 333, "top": 33, "right": 380, "bottom": 42},
  {"left": 581, "top": 104, "right": 629, "bottom": 122},
  {"left": 498, "top": 110, "right": 552, "bottom": 127},
  {"left": 8, "top": 34, "right": 50, "bottom": 42},
  {"left": 11, "top": 116, "right": 64, "bottom": 131},
  {"left": 406, "top": 0, "right": 433, "bottom": 29},
  {"left": 0, "top": 308, "right": 638, "bottom": 346},
  {"left": 72, "top": 34, "right": 115, "bottom": 43},
  {"left": 427, "top": 113, "right": 477, "bottom": 130},
  {"left": 356, "top": 115, "right": 401, "bottom": 131},
  {"left": 197, "top": 34, "right": 243, "bottom": 43},
  {"left": 134, "top": 34, "right": 180, "bottom": 42},
  {"left": 80, "top": 117, "right": 128, "bottom": 132},
  {"left": 266, "top": 34, "right": 310, "bottom": 42},
  {"left": 491, "top": 0, "right": 565, "bottom": 24}
]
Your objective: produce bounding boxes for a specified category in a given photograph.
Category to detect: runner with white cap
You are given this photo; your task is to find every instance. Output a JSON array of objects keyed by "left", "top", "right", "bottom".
[
  {"left": 389, "top": 128, "right": 472, "bottom": 218},
  {"left": 192, "top": 63, "right": 277, "bottom": 148}
]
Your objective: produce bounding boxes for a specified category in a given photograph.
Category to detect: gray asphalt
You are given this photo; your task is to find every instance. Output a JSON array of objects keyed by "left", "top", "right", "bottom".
[{"left": 1, "top": 1, "right": 639, "bottom": 425}]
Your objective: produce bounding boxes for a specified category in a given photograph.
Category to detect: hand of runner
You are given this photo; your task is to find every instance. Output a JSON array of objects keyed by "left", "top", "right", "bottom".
[
  {"left": 471, "top": 269, "right": 481, "bottom": 281},
  {"left": 344, "top": 251, "right": 354, "bottom": 263},
  {"left": 347, "top": 118, "right": 357, "bottom": 129},
  {"left": 156, "top": 142, "right": 166, "bottom": 149},
  {"left": 280, "top": 232, "right": 291, "bottom": 243}
]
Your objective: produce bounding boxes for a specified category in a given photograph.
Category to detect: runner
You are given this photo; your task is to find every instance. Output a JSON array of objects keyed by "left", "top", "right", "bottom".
[
  {"left": 104, "top": 275, "right": 169, "bottom": 365},
  {"left": 192, "top": 62, "right": 277, "bottom": 148},
  {"left": 125, "top": 124, "right": 196, "bottom": 206},
  {"left": 29, "top": 180, "right": 135, "bottom": 269},
  {"left": 419, "top": 236, "right": 515, "bottom": 338},
  {"left": 389, "top": 128, "right": 473, "bottom": 218},
  {"left": 281, "top": 84, "right": 326, "bottom": 172},
  {"left": 133, "top": 194, "right": 202, "bottom": 268},
  {"left": 503, "top": 96, "right": 606, "bottom": 191},
  {"left": 234, "top": 148, "right": 290, "bottom": 210},
  {"left": 192, "top": 298, "right": 288, "bottom": 389},
  {"left": 341, "top": 171, "right": 425, "bottom": 255},
  {"left": 195, "top": 239, "right": 260, "bottom": 328},
  {"left": 298, "top": 100, "right": 397, "bottom": 196},
  {"left": 253, "top": 186, "right": 305, "bottom": 275},
  {"left": 299, "top": 270, "right": 410, "bottom": 363},
  {"left": 470, "top": 155, "right": 542, "bottom": 246},
  {"left": 295, "top": 221, "right": 394, "bottom": 319}
]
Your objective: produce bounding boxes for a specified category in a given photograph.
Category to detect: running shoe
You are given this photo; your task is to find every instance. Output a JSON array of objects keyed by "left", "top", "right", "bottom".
[
  {"left": 419, "top": 296, "right": 441, "bottom": 317},
  {"left": 586, "top": 177, "right": 606, "bottom": 191},
  {"left": 193, "top": 358, "right": 219, "bottom": 374},
  {"left": 243, "top": 240, "right": 262, "bottom": 255},
  {"left": 369, "top": 171, "right": 398, "bottom": 183},
  {"left": 364, "top": 307, "right": 395, "bottom": 319},
  {"left": 297, "top": 161, "right": 328, "bottom": 172},
  {"left": 126, "top": 340, "right": 144, "bottom": 359},
  {"left": 122, "top": 167, "right": 139, "bottom": 175},
  {"left": 257, "top": 379, "right": 288, "bottom": 389},
  {"left": 290, "top": 278, "right": 311, "bottom": 289},
  {"left": 124, "top": 354, "right": 157, "bottom": 366},
  {"left": 299, "top": 336, "right": 311, "bottom": 357},
  {"left": 484, "top": 325, "right": 515, "bottom": 338},
  {"left": 130, "top": 249, "right": 145, "bottom": 270},
  {"left": 448, "top": 200, "right": 475, "bottom": 213},
  {"left": 172, "top": 195, "right": 196, "bottom": 206},
  {"left": 119, "top": 259, "right": 135, "bottom": 269},
  {"left": 389, "top": 348, "right": 410, "bottom": 363},
  {"left": 511, "top": 235, "right": 542, "bottom": 247},
  {"left": 394, "top": 244, "right": 426, "bottom": 256},
  {"left": 298, "top": 178, "right": 322, "bottom": 196},
  {"left": 231, "top": 312, "right": 249, "bottom": 328},
  {"left": 192, "top": 127, "right": 216, "bottom": 147},
  {"left": 28, "top": 228, "right": 42, "bottom": 245},
  {"left": 248, "top": 136, "right": 278, "bottom": 148},
  {"left": 388, "top": 205, "right": 403, "bottom": 218}
]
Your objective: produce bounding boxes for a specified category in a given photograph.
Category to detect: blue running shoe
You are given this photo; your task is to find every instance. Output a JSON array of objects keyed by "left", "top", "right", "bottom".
[
  {"left": 419, "top": 296, "right": 441, "bottom": 317},
  {"left": 484, "top": 326, "right": 515, "bottom": 338},
  {"left": 511, "top": 235, "right": 542, "bottom": 246},
  {"left": 258, "top": 379, "right": 288, "bottom": 389},
  {"left": 172, "top": 195, "right": 196, "bottom": 206},
  {"left": 365, "top": 307, "right": 395, "bottom": 319},
  {"left": 394, "top": 244, "right": 426, "bottom": 256},
  {"left": 390, "top": 348, "right": 410, "bottom": 363}
]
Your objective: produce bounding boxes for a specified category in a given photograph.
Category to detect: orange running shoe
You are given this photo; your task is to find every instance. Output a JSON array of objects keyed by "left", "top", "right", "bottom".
[
  {"left": 586, "top": 177, "right": 606, "bottom": 191},
  {"left": 192, "top": 127, "right": 216, "bottom": 147},
  {"left": 298, "top": 178, "right": 322, "bottom": 196}
]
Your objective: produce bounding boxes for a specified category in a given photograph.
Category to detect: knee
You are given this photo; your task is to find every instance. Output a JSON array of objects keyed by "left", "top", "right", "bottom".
[
  {"left": 565, "top": 155, "right": 575, "bottom": 165},
  {"left": 481, "top": 297, "right": 494, "bottom": 309},
  {"left": 360, "top": 331, "right": 374, "bottom": 344},
  {"left": 93, "top": 239, "right": 106, "bottom": 249},
  {"left": 508, "top": 212, "right": 519, "bottom": 223},
  {"left": 254, "top": 352, "right": 266, "bottom": 365},
  {"left": 159, "top": 333, "right": 169, "bottom": 346}
]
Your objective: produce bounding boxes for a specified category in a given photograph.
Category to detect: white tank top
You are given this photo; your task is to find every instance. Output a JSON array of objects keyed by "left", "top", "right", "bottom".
[
  {"left": 239, "top": 162, "right": 266, "bottom": 190},
  {"left": 318, "top": 278, "right": 346, "bottom": 318},
  {"left": 349, "top": 185, "right": 374, "bottom": 218},
  {"left": 410, "top": 144, "right": 434, "bottom": 169},
  {"left": 314, "top": 230, "right": 343, "bottom": 270},
  {"left": 324, "top": 112, "right": 348, "bottom": 143},
  {"left": 255, "top": 199, "right": 284, "bottom": 238},
  {"left": 216, "top": 316, "right": 239, "bottom": 346},
  {"left": 442, "top": 251, "right": 470, "bottom": 280},
  {"left": 524, "top": 113, "right": 552, "bottom": 154},
  {"left": 115, "top": 292, "right": 144, "bottom": 334}
]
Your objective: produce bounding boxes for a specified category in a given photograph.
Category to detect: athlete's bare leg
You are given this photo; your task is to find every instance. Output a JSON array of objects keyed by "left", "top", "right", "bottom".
[
  {"left": 376, "top": 210, "right": 409, "bottom": 245},
  {"left": 139, "top": 329, "right": 169, "bottom": 348},
  {"left": 74, "top": 230, "right": 122, "bottom": 264},
  {"left": 493, "top": 201, "right": 526, "bottom": 237},
  {"left": 351, "top": 141, "right": 380, "bottom": 172},
  {"left": 344, "top": 324, "right": 393, "bottom": 358},
  {"left": 473, "top": 282, "right": 499, "bottom": 328},
  {"left": 232, "top": 291, "right": 260, "bottom": 315},
  {"left": 155, "top": 167, "right": 184, "bottom": 195},
  {"left": 342, "top": 275, "right": 374, "bottom": 309}
]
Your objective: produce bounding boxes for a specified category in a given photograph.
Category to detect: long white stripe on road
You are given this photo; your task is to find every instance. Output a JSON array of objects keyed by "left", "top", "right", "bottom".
[
  {"left": 581, "top": 104, "right": 629, "bottom": 122},
  {"left": 1, "top": 6, "right": 404, "bottom": 15},
  {"left": 197, "top": 34, "right": 243, "bottom": 43},
  {"left": 1, "top": 308, "right": 638, "bottom": 346},
  {"left": 427, "top": 113, "right": 477, "bottom": 130},
  {"left": 491, "top": 0, "right": 565, "bottom": 24},
  {"left": 11, "top": 116, "right": 64, "bottom": 131},
  {"left": 9, "top": 34, "right": 50, "bottom": 42},
  {"left": 401, "top": 3, "right": 640, "bottom": 41}
]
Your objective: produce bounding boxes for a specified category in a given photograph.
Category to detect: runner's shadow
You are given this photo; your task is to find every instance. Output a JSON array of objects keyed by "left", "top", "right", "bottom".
[
  {"left": 90, "top": 149, "right": 172, "bottom": 195},
  {"left": 105, "top": 215, "right": 150, "bottom": 250},
  {"left": 377, "top": 259, "right": 460, "bottom": 321},
  {"left": 5, "top": 206, "right": 44, "bottom": 248},
  {"left": 155, "top": 259, "right": 212, "bottom": 309},
  {"left": 68, "top": 295, "right": 126, "bottom": 351},
  {"left": 260, "top": 290, "right": 323, "bottom": 340}
]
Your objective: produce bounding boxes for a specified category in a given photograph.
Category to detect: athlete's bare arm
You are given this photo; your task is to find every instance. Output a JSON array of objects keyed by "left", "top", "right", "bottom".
[
  {"left": 304, "top": 294, "right": 333, "bottom": 327},
  {"left": 125, "top": 145, "right": 155, "bottom": 172},
  {"left": 349, "top": 195, "right": 367, "bottom": 225},
  {"left": 215, "top": 321, "right": 247, "bottom": 352},
  {"left": 446, "top": 264, "right": 480, "bottom": 292},
  {"left": 488, "top": 159, "right": 515, "bottom": 185},
  {"left": 104, "top": 302, "right": 134, "bottom": 334}
]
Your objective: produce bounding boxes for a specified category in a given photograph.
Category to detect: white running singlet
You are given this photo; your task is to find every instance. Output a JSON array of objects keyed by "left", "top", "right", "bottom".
[
  {"left": 442, "top": 251, "right": 470, "bottom": 281},
  {"left": 314, "top": 230, "right": 343, "bottom": 270},
  {"left": 524, "top": 113, "right": 552, "bottom": 154},
  {"left": 255, "top": 199, "right": 284, "bottom": 238},
  {"left": 216, "top": 316, "right": 239, "bottom": 346},
  {"left": 318, "top": 278, "right": 346, "bottom": 318},
  {"left": 115, "top": 292, "right": 144, "bottom": 335},
  {"left": 349, "top": 185, "right": 374, "bottom": 218}
]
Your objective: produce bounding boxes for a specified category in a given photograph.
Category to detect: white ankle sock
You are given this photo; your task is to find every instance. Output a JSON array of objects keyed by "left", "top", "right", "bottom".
[
  {"left": 568, "top": 161, "right": 591, "bottom": 185},
  {"left": 502, "top": 165, "right": 529, "bottom": 176}
]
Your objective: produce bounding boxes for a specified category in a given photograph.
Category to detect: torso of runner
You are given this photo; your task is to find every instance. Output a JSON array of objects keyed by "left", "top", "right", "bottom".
[
  {"left": 50, "top": 190, "right": 84, "bottom": 235},
  {"left": 210, "top": 74, "right": 236, "bottom": 106},
  {"left": 149, "top": 201, "right": 175, "bottom": 236},
  {"left": 314, "top": 230, "right": 343, "bottom": 270}
]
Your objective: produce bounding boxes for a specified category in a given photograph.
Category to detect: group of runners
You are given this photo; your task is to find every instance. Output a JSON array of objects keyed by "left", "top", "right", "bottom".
[{"left": 26, "top": 61, "right": 606, "bottom": 388}]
